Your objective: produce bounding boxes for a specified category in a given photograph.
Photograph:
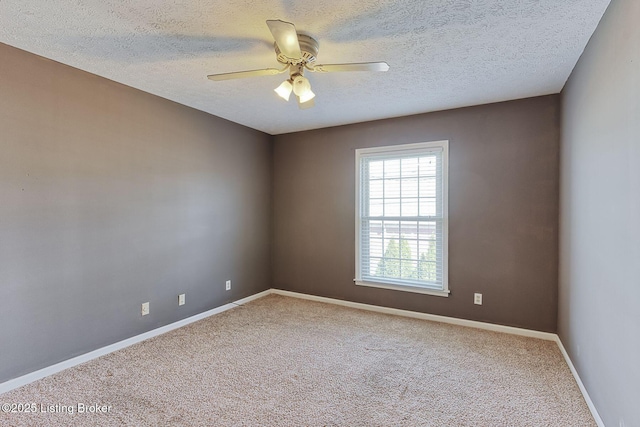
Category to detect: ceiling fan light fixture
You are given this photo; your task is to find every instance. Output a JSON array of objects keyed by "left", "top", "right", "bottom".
[
  {"left": 208, "top": 20, "right": 390, "bottom": 110},
  {"left": 292, "top": 75, "right": 312, "bottom": 97},
  {"left": 274, "top": 79, "right": 293, "bottom": 101},
  {"left": 298, "top": 89, "right": 315, "bottom": 104}
]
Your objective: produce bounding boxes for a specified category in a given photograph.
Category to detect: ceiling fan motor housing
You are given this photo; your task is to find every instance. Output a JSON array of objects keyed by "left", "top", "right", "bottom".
[{"left": 275, "top": 33, "right": 319, "bottom": 65}]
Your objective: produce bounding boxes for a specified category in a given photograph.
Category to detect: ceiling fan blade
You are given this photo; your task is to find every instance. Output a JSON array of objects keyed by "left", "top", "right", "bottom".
[
  {"left": 311, "top": 62, "right": 390, "bottom": 73},
  {"left": 298, "top": 96, "right": 315, "bottom": 110},
  {"left": 266, "top": 19, "right": 302, "bottom": 61},
  {"left": 207, "top": 68, "right": 284, "bottom": 81}
]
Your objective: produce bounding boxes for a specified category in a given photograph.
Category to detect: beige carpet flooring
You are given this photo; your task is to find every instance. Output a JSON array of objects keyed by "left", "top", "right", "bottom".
[{"left": 1, "top": 294, "right": 595, "bottom": 426}]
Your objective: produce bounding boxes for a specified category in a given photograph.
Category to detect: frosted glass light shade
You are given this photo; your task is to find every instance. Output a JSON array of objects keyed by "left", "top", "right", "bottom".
[
  {"left": 274, "top": 80, "right": 293, "bottom": 101},
  {"left": 292, "top": 75, "right": 312, "bottom": 96},
  {"left": 298, "top": 89, "right": 315, "bottom": 104}
]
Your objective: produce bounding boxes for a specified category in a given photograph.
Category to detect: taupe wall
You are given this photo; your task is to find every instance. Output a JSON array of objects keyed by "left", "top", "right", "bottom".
[
  {"left": 0, "top": 43, "right": 272, "bottom": 382},
  {"left": 559, "top": 0, "right": 640, "bottom": 425},
  {"left": 273, "top": 96, "right": 560, "bottom": 332}
]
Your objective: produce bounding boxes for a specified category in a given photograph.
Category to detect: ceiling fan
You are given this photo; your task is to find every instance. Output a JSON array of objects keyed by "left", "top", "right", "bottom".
[{"left": 207, "top": 20, "right": 389, "bottom": 109}]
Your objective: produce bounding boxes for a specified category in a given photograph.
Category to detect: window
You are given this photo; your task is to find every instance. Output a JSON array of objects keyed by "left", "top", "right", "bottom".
[{"left": 355, "top": 141, "right": 449, "bottom": 296}]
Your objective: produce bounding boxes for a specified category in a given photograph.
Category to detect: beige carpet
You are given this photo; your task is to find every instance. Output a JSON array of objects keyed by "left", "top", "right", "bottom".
[{"left": 1, "top": 294, "right": 595, "bottom": 426}]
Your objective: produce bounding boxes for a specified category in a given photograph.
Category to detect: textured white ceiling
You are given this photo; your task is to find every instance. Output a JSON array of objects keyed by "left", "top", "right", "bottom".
[{"left": 0, "top": 0, "right": 610, "bottom": 135}]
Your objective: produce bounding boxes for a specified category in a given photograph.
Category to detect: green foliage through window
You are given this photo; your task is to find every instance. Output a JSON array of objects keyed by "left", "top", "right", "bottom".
[{"left": 376, "top": 237, "right": 437, "bottom": 282}]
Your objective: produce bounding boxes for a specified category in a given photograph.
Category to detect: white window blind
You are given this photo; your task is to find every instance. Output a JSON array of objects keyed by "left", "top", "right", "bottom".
[{"left": 355, "top": 141, "right": 449, "bottom": 296}]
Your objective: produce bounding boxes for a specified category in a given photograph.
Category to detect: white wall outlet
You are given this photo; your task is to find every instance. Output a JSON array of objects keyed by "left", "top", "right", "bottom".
[
  {"left": 141, "top": 302, "right": 150, "bottom": 316},
  {"left": 225, "top": 280, "right": 231, "bottom": 291},
  {"left": 178, "top": 294, "right": 185, "bottom": 306},
  {"left": 474, "top": 293, "right": 483, "bottom": 305}
]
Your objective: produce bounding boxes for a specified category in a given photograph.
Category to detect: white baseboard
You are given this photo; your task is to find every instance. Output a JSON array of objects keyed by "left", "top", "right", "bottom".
[
  {"left": 270, "top": 289, "right": 557, "bottom": 341},
  {"left": 0, "top": 286, "right": 603, "bottom": 427},
  {"left": 233, "top": 289, "right": 272, "bottom": 305},
  {"left": 554, "top": 337, "right": 605, "bottom": 427},
  {"left": 0, "top": 290, "right": 271, "bottom": 395}
]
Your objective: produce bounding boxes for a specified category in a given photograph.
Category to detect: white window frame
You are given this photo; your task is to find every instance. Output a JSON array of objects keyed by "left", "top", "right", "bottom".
[{"left": 354, "top": 141, "right": 449, "bottom": 297}]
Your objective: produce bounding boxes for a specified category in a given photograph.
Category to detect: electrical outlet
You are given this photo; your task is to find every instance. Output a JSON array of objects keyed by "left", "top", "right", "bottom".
[
  {"left": 141, "top": 302, "right": 150, "bottom": 316},
  {"left": 474, "top": 293, "right": 482, "bottom": 305},
  {"left": 178, "top": 294, "right": 185, "bottom": 306},
  {"left": 225, "top": 280, "right": 231, "bottom": 291}
]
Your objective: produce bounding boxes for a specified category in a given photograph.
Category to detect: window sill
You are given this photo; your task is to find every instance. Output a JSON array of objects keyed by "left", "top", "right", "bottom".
[{"left": 354, "top": 280, "right": 450, "bottom": 297}]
